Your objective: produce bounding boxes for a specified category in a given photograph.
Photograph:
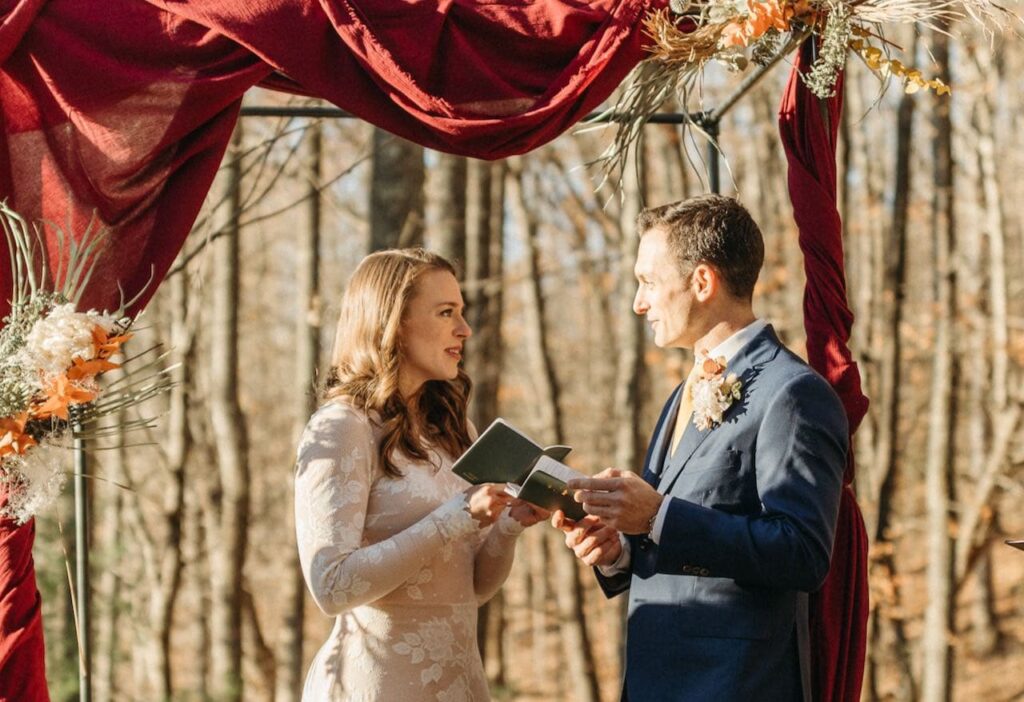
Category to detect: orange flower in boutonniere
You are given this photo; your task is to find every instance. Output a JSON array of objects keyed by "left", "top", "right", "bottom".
[{"left": 691, "top": 354, "right": 743, "bottom": 431}]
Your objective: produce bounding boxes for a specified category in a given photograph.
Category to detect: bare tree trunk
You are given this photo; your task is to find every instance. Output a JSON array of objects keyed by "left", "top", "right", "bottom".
[
  {"left": 464, "top": 159, "right": 507, "bottom": 684},
  {"left": 113, "top": 265, "right": 192, "bottom": 700},
  {"left": 188, "top": 476, "right": 214, "bottom": 700},
  {"left": 864, "top": 55, "right": 917, "bottom": 702},
  {"left": 957, "top": 45, "right": 1003, "bottom": 655},
  {"left": 465, "top": 160, "right": 504, "bottom": 429},
  {"left": 613, "top": 148, "right": 646, "bottom": 475},
  {"left": 243, "top": 584, "right": 277, "bottom": 695},
  {"left": 369, "top": 129, "right": 424, "bottom": 251},
  {"left": 967, "top": 555, "right": 999, "bottom": 655},
  {"left": 276, "top": 121, "right": 323, "bottom": 702},
  {"left": 547, "top": 148, "right": 620, "bottom": 464},
  {"left": 94, "top": 400, "right": 125, "bottom": 702},
  {"left": 509, "top": 160, "right": 601, "bottom": 702},
  {"left": 151, "top": 267, "right": 192, "bottom": 699},
  {"left": 921, "top": 30, "right": 956, "bottom": 702},
  {"left": 426, "top": 153, "right": 467, "bottom": 264},
  {"left": 208, "top": 126, "right": 252, "bottom": 701},
  {"left": 952, "top": 80, "right": 1020, "bottom": 576}
]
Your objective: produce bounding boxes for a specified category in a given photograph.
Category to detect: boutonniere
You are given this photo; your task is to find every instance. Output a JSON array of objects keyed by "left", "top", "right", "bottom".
[{"left": 690, "top": 355, "right": 742, "bottom": 431}]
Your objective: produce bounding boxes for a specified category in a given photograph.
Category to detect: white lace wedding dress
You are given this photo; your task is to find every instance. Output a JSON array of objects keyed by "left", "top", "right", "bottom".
[{"left": 295, "top": 399, "right": 522, "bottom": 701}]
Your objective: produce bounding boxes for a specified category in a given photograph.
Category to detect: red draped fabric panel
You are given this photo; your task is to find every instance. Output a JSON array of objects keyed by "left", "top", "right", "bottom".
[
  {"left": 1, "top": 0, "right": 657, "bottom": 317},
  {"left": 778, "top": 40, "right": 870, "bottom": 702},
  {"left": 0, "top": 0, "right": 658, "bottom": 697},
  {"left": 0, "top": 496, "right": 47, "bottom": 702}
]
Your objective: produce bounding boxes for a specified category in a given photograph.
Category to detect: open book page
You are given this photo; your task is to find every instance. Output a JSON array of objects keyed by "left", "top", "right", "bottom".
[
  {"left": 530, "top": 456, "right": 586, "bottom": 485},
  {"left": 542, "top": 445, "right": 572, "bottom": 462}
]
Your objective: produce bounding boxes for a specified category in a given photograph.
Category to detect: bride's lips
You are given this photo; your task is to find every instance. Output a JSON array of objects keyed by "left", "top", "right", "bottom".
[{"left": 445, "top": 346, "right": 462, "bottom": 359}]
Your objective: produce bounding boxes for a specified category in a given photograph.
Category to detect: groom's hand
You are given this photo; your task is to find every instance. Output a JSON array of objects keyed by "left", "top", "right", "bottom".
[
  {"left": 551, "top": 511, "right": 622, "bottom": 567},
  {"left": 568, "top": 469, "right": 664, "bottom": 535}
]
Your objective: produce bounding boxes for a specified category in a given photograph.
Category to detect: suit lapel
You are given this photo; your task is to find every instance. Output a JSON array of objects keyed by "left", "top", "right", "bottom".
[
  {"left": 657, "top": 325, "right": 783, "bottom": 496},
  {"left": 656, "top": 418, "right": 712, "bottom": 495},
  {"left": 643, "top": 384, "right": 682, "bottom": 486}
]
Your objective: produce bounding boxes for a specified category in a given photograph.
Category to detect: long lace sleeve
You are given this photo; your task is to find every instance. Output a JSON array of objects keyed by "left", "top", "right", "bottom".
[
  {"left": 457, "top": 419, "right": 526, "bottom": 603},
  {"left": 294, "top": 403, "right": 480, "bottom": 616},
  {"left": 472, "top": 512, "right": 525, "bottom": 604}
]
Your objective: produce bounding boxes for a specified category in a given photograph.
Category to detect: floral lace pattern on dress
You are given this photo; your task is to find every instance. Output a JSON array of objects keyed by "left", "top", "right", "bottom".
[{"left": 295, "top": 400, "right": 522, "bottom": 701}]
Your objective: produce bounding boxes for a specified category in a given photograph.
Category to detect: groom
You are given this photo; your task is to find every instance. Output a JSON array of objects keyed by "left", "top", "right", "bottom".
[{"left": 556, "top": 195, "right": 848, "bottom": 701}]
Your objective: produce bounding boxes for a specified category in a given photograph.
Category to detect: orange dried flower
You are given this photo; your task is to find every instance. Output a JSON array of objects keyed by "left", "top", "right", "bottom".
[
  {"left": 92, "top": 326, "right": 132, "bottom": 361},
  {"left": 0, "top": 413, "right": 35, "bottom": 457},
  {"left": 67, "top": 355, "right": 120, "bottom": 382},
  {"left": 719, "top": 1, "right": 794, "bottom": 48},
  {"left": 0, "top": 412, "right": 36, "bottom": 458},
  {"left": 31, "top": 374, "right": 98, "bottom": 421},
  {"left": 701, "top": 356, "right": 727, "bottom": 376}
]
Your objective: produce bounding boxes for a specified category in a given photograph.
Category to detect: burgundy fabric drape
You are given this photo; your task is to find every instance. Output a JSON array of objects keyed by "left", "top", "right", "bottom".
[
  {"left": 778, "top": 40, "right": 870, "bottom": 702},
  {"left": 0, "top": 491, "right": 47, "bottom": 702},
  {"left": 0, "top": 0, "right": 659, "bottom": 697},
  {"left": 1, "top": 0, "right": 659, "bottom": 318}
]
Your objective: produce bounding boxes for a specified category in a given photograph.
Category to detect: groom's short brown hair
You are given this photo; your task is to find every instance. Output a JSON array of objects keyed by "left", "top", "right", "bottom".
[{"left": 637, "top": 195, "right": 764, "bottom": 300}]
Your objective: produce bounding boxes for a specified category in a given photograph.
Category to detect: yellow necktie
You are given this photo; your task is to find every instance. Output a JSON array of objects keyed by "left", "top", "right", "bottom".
[{"left": 670, "top": 365, "right": 701, "bottom": 455}]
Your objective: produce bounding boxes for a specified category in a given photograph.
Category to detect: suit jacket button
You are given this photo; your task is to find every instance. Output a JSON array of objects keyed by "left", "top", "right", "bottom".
[
  {"left": 639, "top": 538, "right": 651, "bottom": 551},
  {"left": 699, "top": 568, "right": 710, "bottom": 577},
  {"left": 681, "top": 565, "right": 692, "bottom": 574}
]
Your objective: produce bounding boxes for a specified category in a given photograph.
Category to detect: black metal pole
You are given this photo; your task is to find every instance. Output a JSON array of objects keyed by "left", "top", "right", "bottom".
[
  {"left": 701, "top": 115, "right": 722, "bottom": 195},
  {"left": 74, "top": 429, "right": 91, "bottom": 702},
  {"left": 238, "top": 105, "right": 694, "bottom": 123}
]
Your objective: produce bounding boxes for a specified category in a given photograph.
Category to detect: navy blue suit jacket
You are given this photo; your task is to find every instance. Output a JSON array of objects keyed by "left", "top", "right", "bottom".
[{"left": 596, "top": 325, "right": 849, "bottom": 702}]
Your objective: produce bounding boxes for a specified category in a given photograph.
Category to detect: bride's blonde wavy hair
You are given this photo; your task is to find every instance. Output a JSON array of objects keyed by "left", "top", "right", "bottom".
[{"left": 323, "top": 248, "right": 473, "bottom": 478}]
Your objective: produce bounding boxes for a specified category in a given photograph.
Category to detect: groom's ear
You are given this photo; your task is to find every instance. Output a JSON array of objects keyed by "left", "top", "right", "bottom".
[{"left": 691, "top": 263, "right": 718, "bottom": 302}]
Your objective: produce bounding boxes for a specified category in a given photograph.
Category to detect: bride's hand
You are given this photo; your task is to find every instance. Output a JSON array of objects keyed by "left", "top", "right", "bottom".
[
  {"left": 464, "top": 484, "right": 512, "bottom": 527},
  {"left": 507, "top": 499, "right": 550, "bottom": 527}
]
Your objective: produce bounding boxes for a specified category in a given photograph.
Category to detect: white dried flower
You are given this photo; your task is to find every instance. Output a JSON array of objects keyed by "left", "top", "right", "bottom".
[
  {"left": 708, "top": 0, "right": 747, "bottom": 24},
  {"left": 16, "top": 304, "right": 119, "bottom": 380},
  {"left": 1, "top": 434, "right": 70, "bottom": 524}
]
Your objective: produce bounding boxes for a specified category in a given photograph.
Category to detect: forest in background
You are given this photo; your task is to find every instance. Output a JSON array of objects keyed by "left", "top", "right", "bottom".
[{"left": 31, "top": 22, "right": 1024, "bottom": 702}]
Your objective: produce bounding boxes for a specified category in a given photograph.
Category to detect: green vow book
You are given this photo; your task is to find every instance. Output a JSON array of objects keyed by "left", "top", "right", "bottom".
[
  {"left": 452, "top": 419, "right": 585, "bottom": 521},
  {"left": 506, "top": 455, "right": 587, "bottom": 522}
]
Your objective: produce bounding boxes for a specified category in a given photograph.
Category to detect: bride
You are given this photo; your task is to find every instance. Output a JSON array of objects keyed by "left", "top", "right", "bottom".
[{"left": 295, "top": 248, "right": 544, "bottom": 701}]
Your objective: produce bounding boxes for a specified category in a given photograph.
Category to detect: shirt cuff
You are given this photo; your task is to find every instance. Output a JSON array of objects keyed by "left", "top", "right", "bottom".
[
  {"left": 650, "top": 496, "right": 672, "bottom": 545},
  {"left": 597, "top": 534, "right": 632, "bottom": 576}
]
